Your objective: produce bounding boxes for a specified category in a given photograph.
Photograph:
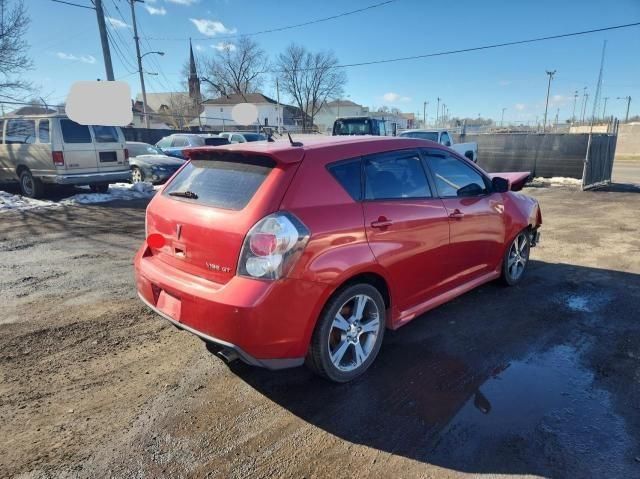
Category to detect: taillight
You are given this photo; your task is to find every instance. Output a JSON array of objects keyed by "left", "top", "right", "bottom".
[
  {"left": 124, "top": 148, "right": 129, "bottom": 159},
  {"left": 238, "top": 212, "right": 310, "bottom": 280},
  {"left": 52, "top": 151, "right": 64, "bottom": 166},
  {"left": 147, "top": 233, "right": 166, "bottom": 249}
]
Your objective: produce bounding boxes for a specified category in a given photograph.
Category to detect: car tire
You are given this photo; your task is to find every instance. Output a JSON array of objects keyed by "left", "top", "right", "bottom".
[
  {"left": 306, "top": 283, "right": 386, "bottom": 382},
  {"left": 90, "top": 183, "right": 109, "bottom": 194},
  {"left": 19, "top": 169, "right": 45, "bottom": 199},
  {"left": 131, "top": 166, "right": 144, "bottom": 183},
  {"left": 501, "top": 229, "right": 531, "bottom": 286}
]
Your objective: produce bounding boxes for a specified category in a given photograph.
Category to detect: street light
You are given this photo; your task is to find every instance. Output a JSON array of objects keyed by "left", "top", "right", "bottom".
[
  {"left": 542, "top": 70, "right": 556, "bottom": 132},
  {"left": 617, "top": 96, "right": 632, "bottom": 123},
  {"left": 137, "top": 50, "right": 165, "bottom": 128},
  {"left": 141, "top": 51, "right": 165, "bottom": 59}
]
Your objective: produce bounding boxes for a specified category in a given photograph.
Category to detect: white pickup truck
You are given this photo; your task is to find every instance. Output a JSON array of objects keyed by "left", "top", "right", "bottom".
[{"left": 398, "top": 129, "right": 478, "bottom": 163}]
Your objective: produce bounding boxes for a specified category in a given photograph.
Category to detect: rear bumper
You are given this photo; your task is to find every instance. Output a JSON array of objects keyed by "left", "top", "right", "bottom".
[
  {"left": 41, "top": 170, "right": 132, "bottom": 185},
  {"left": 134, "top": 245, "right": 329, "bottom": 369}
]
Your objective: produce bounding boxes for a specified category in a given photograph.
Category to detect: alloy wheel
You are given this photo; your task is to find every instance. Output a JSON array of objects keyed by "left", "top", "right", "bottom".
[
  {"left": 507, "top": 232, "right": 530, "bottom": 281},
  {"left": 131, "top": 168, "right": 143, "bottom": 183},
  {"left": 328, "top": 294, "right": 380, "bottom": 372},
  {"left": 21, "top": 174, "right": 34, "bottom": 197}
]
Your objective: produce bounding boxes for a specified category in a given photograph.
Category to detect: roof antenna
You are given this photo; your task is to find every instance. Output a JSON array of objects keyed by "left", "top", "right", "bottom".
[{"left": 288, "top": 132, "right": 303, "bottom": 147}]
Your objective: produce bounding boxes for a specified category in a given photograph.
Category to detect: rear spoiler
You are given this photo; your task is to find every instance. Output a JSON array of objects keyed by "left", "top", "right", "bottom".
[
  {"left": 183, "top": 146, "right": 305, "bottom": 164},
  {"left": 489, "top": 172, "right": 531, "bottom": 192}
]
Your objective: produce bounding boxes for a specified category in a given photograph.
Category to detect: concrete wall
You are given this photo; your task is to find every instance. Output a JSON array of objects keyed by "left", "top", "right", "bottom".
[{"left": 616, "top": 123, "right": 640, "bottom": 159}]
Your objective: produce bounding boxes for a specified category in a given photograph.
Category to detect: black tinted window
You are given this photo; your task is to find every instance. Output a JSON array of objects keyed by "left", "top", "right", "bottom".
[
  {"left": 328, "top": 159, "right": 362, "bottom": 200},
  {"left": 61, "top": 119, "right": 91, "bottom": 143},
  {"left": 364, "top": 150, "right": 431, "bottom": 200},
  {"left": 6, "top": 119, "right": 36, "bottom": 144},
  {"left": 426, "top": 152, "right": 487, "bottom": 197},
  {"left": 92, "top": 125, "right": 119, "bottom": 142},
  {"left": 38, "top": 120, "right": 50, "bottom": 143},
  {"left": 164, "top": 157, "right": 274, "bottom": 210}
]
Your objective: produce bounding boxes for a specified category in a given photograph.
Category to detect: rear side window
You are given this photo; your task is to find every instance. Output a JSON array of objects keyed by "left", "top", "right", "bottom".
[
  {"left": 61, "top": 119, "right": 91, "bottom": 143},
  {"left": 5, "top": 119, "right": 36, "bottom": 144},
  {"left": 39, "top": 120, "right": 50, "bottom": 143},
  {"left": 189, "top": 136, "right": 205, "bottom": 146},
  {"left": 328, "top": 159, "right": 362, "bottom": 200},
  {"left": 92, "top": 125, "right": 119, "bottom": 143},
  {"left": 364, "top": 150, "right": 431, "bottom": 200},
  {"left": 164, "top": 156, "right": 274, "bottom": 210}
]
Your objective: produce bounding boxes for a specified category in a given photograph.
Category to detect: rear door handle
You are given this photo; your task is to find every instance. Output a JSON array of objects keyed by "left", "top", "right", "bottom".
[
  {"left": 371, "top": 219, "right": 393, "bottom": 228},
  {"left": 449, "top": 209, "right": 465, "bottom": 219}
]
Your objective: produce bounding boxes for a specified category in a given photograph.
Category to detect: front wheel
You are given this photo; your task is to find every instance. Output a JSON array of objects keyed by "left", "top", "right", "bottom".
[
  {"left": 131, "top": 167, "right": 144, "bottom": 183},
  {"left": 501, "top": 230, "right": 531, "bottom": 286},
  {"left": 306, "top": 284, "right": 386, "bottom": 382}
]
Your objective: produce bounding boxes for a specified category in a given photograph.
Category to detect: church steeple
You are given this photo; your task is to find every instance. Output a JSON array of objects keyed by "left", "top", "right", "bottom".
[{"left": 188, "top": 38, "right": 201, "bottom": 103}]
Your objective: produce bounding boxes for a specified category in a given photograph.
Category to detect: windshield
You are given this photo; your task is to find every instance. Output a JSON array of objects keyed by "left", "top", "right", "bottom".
[
  {"left": 128, "top": 143, "right": 163, "bottom": 157},
  {"left": 333, "top": 119, "right": 371, "bottom": 135},
  {"left": 401, "top": 131, "right": 439, "bottom": 142}
]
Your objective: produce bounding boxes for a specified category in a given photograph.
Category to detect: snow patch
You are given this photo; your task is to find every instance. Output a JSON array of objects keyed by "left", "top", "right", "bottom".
[
  {"left": 0, "top": 182, "right": 158, "bottom": 213},
  {"left": 530, "top": 177, "right": 582, "bottom": 187}
]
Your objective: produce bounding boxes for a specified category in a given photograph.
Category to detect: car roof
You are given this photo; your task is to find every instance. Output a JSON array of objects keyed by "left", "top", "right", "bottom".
[
  {"left": 186, "top": 136, "right": 442, "bottom": 163},
  {"left": 400, "top": 129, "right": 446, "bottom": 133}
]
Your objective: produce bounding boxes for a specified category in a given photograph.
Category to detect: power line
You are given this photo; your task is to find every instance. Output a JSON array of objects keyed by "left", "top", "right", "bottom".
[
  {"left": 261, "top": 21, "right": 640, "bottom": 74},
  {"left": 50, "top": 0, "right": 94, "bottom": 10},
  {"left": 144, "top": 0, "right": 397, "bottom": 41}
]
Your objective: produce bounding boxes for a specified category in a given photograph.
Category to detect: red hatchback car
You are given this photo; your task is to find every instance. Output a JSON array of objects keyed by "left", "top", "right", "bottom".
[{"left": 135, "top": 137, "right": 541, "bottom": 382}]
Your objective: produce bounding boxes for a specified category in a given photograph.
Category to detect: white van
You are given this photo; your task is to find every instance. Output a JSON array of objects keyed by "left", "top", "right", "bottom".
[{"left": 0, "top": 114, "right": 131, "bottom": 198}]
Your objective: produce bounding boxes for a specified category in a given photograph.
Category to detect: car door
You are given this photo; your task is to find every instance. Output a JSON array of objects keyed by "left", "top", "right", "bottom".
[
  {"left": 91, "top": 125, "right": 126, "bottom": 172},
  {"left": 59, "top": 119, "right": 99, "bottom": 173},
  {"left": 421, "top": 148, "right": 505, "bottom": 286},
  {"left": 362, "top": 149, "right": 451, "bottom": 314}
]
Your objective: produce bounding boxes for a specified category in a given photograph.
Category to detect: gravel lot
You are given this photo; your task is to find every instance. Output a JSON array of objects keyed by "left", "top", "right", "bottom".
[{"left": 1, "top": 183, "right": 639, "bottom": 478}]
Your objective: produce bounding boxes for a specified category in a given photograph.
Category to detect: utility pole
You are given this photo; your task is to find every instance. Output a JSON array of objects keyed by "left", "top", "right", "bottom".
[
  {"left": 542, "top": 70, "right": 556, "bottom": 132},
  {"left": 602, "top": 97, "right": 609, "bottom": 120},
  {"left": 436, "top": 97, "right": 440, "bottom": 126},
  {"left": 423, "top": 101, "right": 428, "bottom": 127},
  {"left": 580, "top": 87, "right": 588, "bottom": 124},
  {"left": 129, "top": 0, "right": 150, "bottom": 128},
  {"left": 94, "top": 0, "right": 114, "bottom": 81},
  {"left": 571, "top": 90, "right": 578, "bottom": 125},
  {"left": 501, "top": 107, "right": 506, "bottom": 126},
  {"left": 617, "top": 96, "right": 631, "bottom": 122}
]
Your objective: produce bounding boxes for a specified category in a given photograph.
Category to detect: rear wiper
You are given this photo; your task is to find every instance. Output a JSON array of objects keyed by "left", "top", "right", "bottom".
[{"left": 169, "top": 190, "right": 198, "bottom": 199}]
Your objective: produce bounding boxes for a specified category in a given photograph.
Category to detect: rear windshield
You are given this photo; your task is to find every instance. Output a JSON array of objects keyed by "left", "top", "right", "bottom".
[
  {"left": 401, "top": 131, "right": 439, "bottom": 141},
  {"left": 333, "top": 119, "right": 371, "bottom": 135},
  {"left": 163, "top": 156, "right": 274, "bottom": 210},
  {"left": 61, "top": 119, "right": 92, "bottom": 143}
]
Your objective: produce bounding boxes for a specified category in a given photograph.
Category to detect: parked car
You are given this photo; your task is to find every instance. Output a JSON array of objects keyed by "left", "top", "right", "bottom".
[
  {"left": 332, "top": 116, "right": 390, "bottom": 136},
  {"left": 126, "top": 142, "right": 185, "bottom": 184},
  {"left": 135, "top": 137, "right": 541, "bottom": 382},
  {"left": 0, "top": 114, "right": 130, "bottom": 198},
  {"left": 155, "top": 134, "right": 228, "bottom": 159},
  {"left": 399, "top": 129, "right": 479, "bottom": 163},
  {"left": 219, "top": 131, "right": 267, "bottom": 143}
]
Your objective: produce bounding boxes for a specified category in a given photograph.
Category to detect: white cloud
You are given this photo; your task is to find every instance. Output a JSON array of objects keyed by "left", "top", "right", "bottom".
[
  {"left": 515, "top": 103, "right": 526, "bottom": 111},
  {"left": 190, "top": 18, "right": 236, "bottom": 37},
  {"left": 382, "top": 92, "right": 411, "bottom": 103},
  {"left": 106, "top": 16, "right": 130, "bottom": 29},
  {"left": 213, "top": 42, "right": 236, "bottom": 52},
  {"left": 145, "top": 5, "right": 167, "bottom": 15},
  {"left": 167, "top": 0, "right": 199, "bottom": 5},
  {"left": 57, "top": 52, "right": 96, "bottom": 64}
]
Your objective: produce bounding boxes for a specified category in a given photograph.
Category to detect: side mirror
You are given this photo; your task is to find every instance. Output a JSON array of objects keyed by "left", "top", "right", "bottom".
[
  {"left": 445, "top": 140, "right": 452, "bottom": 147},
  {"left": 464, "top": 150, "right": 474, "bottom": 162},
  {"left": 492, "top": 176, "right": 509, "bottom": 193},
  {"left": 457, "top": 183, "right": 484, "bottom": 197}
]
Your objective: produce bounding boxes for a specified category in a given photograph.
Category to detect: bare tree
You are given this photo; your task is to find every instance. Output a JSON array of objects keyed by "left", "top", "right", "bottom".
[
  {"left": 276, "top": 44, "right": 346, "bottom": 130},
  {"left": 200, "top": 37, "right": 268, "bottom": 98},
  {"left": 0, "top": 0, "right": 32, "bottom": 101}
]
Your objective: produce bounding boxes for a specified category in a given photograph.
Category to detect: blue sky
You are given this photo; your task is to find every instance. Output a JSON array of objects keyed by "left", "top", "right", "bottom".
[{"left": 24, "top": 0, "right": 640, "bottom": 123}]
